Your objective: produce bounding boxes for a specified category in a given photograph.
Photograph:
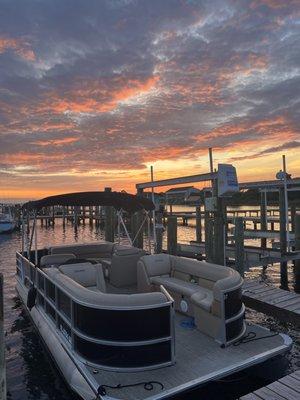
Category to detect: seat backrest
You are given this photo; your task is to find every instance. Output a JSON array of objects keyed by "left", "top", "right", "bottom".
[
  {"left": 50, "top": 242, "right": 115, "bottom": 259},
  {"left": 141, "top": 254, "right": 172, "bottom": 278},
  {"left": 95, "top": 264, "right": 106, "bottom": 293},
  {"left": 40, "top": 253, "right": 76, "bottom": 268},
  {"left": 172, "top": 257, "right": 230, "bottom": 288},
  {"left": 109, "top": 246, "right": 145, "bottom": 287},
  {"left": 59, "top": 262, "right": 97, "bottom": 288}
]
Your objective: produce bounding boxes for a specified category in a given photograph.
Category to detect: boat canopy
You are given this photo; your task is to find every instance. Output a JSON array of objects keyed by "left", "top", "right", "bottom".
[{"left": 22, "top": 191, "right": 155, "bottom": 213}]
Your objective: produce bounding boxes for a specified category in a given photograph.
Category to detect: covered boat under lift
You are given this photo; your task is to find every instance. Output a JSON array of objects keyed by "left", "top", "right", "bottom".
[{"left": 16, "top": 191, "right": 292, "bottom": 400}]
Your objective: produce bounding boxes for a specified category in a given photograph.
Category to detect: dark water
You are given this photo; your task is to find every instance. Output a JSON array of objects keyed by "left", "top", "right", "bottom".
[{"left": 0, "top": 218, "right": 299, "bottom": 400}]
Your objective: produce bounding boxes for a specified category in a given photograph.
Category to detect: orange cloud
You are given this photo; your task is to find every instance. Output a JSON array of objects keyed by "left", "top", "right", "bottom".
[
  {"left": 1, "top": 152, "right": 62, "bottom": 166},
  {"left": 0, "top": 37, "right": 35, "bottom": 61},
  {"left": 31, "top": 137, "right": 79, "bottom": 146},
  {"left": 43, "top": 76, "right": 159, "bottom": 115}
]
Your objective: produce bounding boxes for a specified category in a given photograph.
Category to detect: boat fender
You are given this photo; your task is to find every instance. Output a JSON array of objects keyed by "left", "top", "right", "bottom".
[{"left": 27, "top": 286, "right": 37, "bottom": 311}]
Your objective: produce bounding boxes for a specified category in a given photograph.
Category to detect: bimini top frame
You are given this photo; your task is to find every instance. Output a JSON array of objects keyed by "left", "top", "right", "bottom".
[
  {"left": 21, "top": 191, "right": 156, "bottom": 262},
  {"left": 22, "top": 191, "right": 155, "bottom": 213}
]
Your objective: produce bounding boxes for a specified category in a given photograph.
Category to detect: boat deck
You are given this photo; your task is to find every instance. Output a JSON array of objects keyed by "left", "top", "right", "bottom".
[{"left": 85, "top": 314, "right": 291, "bottom": 400}]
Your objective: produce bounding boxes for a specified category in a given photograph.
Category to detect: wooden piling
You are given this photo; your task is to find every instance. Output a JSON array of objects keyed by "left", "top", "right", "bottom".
[
  {"left": 294, "top": 213, "right": 300, "bottom": 293},
  {"left": 104, "top": 188, "right": 115, "bottom": 242},
  {"left": 156, "top": 212, "right": 163, "bottom": 253},
  {"left": 213, "top": 198, "right": 225, "bottom": 265},
  {"left": 196, "top": 206, "right": 202, "bottom": 243},
  {"left": 167, "top": 216, "right": 177, "bottom": 255},
  {"left": 62, "top": 206, "right": 66, "bottom": 227},
  {"left": 260, "top": 191, "right": 267, "bottom": 249},
  {"left": 279, "top": 188, "right": 288, "bottom": 289},
  {"left": 89, "top": 206, "right": 93, "bottom": 225},
  {"left": 0, "top": 274, "right": 6, "bottom": 400},
  {"left": 234, "top": 217, "right": 245, "bottom": 278},
  {"left": 205, "top": 217, "right": 214, "bottom": 263},
  {"left": 291, "top": 205, "right": 296, "bottom": 233}
]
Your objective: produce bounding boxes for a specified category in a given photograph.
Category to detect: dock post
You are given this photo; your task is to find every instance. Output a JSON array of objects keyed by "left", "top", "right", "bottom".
[
  {"left": 89, "top": 206, "right": 93, "bottom": 225},
  {"left": 294, "top": 213, "right": 300, "bottom": 293},
  {"left": 291, "top": 205, "right": 296, "bottom": 233},
  {"left": 62, "top": 206, "right": 66, "bottom": 227},
  {"left": 260, "top": 191, "right": 267, "bottom": 249},
  {"left": 196, "top": 206, "right": 202, "bottom": 243},
  {"left": 167, "top": 216, "right": 177, "bottom": 255},
  {"left": 52, "top": 206, "right": 55, "bottom": 226},
  {"left": 0, "top": 274, "right": 6, "bottom": 400},
  {"left": 104, "top": 188, "right": 115, "bottom": 243},
  {"left": 279, "top": 187, "right": 288, "bottom": 289},
  {"left": 156, "top": 212, "right": 163, "bottom": 253},
  {"left": 234, "top": 217, "right": 245, "bottom": 278},
  {"left": 205, "top": 216, "right": 214, "bottom": 263},
  {"left": 213, "top": 198, "right": 225, "bottom": 265}
]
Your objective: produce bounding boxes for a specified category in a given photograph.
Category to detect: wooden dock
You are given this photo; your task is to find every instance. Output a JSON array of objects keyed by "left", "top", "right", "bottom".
[
  {"left": 177, "top": 242, "right": 300, "bottom": 270},
  {"left": 243, "top": 279, "right": 300, "bottom": 327},
  {"left": 238, "top": 369, "right": 300, "bottom": 399}
]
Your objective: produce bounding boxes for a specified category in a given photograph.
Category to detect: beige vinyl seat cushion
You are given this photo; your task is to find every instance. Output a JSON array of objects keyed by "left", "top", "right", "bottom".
[
  {"left": 151, "top": 276, "right": 214, "bottom": 312},
  {"left": 190, "top": 290, "right": 214, "bottom": 312},
  {"left": 59, "top": 262, "right": 106, "bottom": 292},
  {"left": 50, "top": 241, "right": 115, "bottom": 260},
  {"left": 40, "top": 253, "right": 76, "bottom": 267},
  {"left": 150, "top": 276, "right": 199, "bottom": 297}
]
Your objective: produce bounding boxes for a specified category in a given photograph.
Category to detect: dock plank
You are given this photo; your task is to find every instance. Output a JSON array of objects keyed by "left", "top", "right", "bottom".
[
  {"left": 239, "top": 371, "right": 300, "bottom": 400},
  {"left": 239, "top": 394, "right": 263, "bottom": 400},
  {"left": 267, "top": 381, "right": 300, "bottom": 400},
  {"left": 243, "top": 279, "right": 300, "bottom": 326},
  {"left": 254, "top": 387, "right": 285, "bottom": 400},
  {"left": 279, "top": 375, "right": 300, "bottom": 392}
]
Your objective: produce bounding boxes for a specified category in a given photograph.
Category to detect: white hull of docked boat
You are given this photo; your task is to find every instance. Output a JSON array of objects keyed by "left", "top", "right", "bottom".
[{"left": 0, "top": 221, "right": 16, "bottom": 233}]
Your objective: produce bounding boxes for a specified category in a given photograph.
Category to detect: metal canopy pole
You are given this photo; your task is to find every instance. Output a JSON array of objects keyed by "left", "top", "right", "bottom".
[
  {"left": 118, "top": 211, "right": 133, "bottom": 245},
  {"left": 117, "top": 210, "right": 121, "bottom": 244},
  {"left": 132, "top": 213, "right": 148, "bottom": 245}
]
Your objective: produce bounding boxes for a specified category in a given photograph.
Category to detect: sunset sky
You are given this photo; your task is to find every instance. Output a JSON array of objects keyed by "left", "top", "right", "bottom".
[{"left": 0, "top": 0, "right": 299, "bottom": 200}]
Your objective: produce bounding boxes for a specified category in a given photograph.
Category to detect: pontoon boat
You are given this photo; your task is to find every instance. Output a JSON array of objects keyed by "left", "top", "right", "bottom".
[{"left": 16, "top": 192, "right": 292, "bottom": 400}]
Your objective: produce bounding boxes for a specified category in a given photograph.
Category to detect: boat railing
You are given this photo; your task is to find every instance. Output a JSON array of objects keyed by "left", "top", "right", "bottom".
[{"left": 16, "top": 252, "right": 175, "bottom": 372}]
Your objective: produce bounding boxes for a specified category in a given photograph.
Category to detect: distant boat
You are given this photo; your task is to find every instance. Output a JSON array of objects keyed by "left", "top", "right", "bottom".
[{"left": 0, "top": 207, "right": 16, "bottom": 233}]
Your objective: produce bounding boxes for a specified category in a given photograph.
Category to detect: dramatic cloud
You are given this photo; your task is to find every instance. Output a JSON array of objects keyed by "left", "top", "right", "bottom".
[{"left": 0, "top": 0, "right": 299, "bottom": 198}]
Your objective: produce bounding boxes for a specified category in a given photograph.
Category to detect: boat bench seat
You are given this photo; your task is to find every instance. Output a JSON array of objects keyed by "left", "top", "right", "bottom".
[
  {"left": 49, "top": 242, "right": 145, "bottom": 288},
  {"left": 58, "top": 262, "right": 106, "bottom": 293},
  {"left": 40, "top": 253, "right": 76, "bottom": 268},
  {"left": 150, "top": 276, "right": 213, "bottom": 312},
  {"left": 137, "top": 254, "right": 245, "bottom": 344},
  {"left": 50, "top": 241, "right": 115, "bottom": 260},
  {"left": 44, "top": 267, "right": 169, "bottom": 308}
]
